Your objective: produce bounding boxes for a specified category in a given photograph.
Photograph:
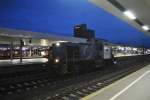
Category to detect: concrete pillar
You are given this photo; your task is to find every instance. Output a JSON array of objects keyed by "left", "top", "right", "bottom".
[
  {"left": 20, "top": 39, "right": 23, "bottom": 63},
  {"left": 10, "top": 41, "right": 13, "bottom": 61},
  {"left": 29, "top": 39, "right": 32, "bottom": 57}
]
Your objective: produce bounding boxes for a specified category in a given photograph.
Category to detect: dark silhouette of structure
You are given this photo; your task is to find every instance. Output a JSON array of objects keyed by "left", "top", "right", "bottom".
[{"left": 74, "top": 24, "right": 95, "bottom": 39}]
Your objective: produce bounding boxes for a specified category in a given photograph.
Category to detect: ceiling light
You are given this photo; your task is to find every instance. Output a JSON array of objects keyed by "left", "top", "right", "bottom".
[
  {"left": 142, "top": 25, "right": 149, "bottom": 31},
  {"left": 123, "top": 10, "right": 136, "bottom": 20}
]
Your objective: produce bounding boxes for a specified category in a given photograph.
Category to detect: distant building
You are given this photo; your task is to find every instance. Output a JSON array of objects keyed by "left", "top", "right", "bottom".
[{"left": 74, "top": 24, "right": 95, "bottom": 39}]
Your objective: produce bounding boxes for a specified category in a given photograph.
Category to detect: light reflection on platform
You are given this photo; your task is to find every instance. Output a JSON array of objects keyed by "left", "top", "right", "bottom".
[
  {"left": 114, "top": 53, "right": 148, "bottom": 57},
  {"left": 0, "top": 58, "right": 48, "bottom": 66}
]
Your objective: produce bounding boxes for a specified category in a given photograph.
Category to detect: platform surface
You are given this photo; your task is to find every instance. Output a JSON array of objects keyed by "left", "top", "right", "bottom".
[
  {"left": 81, "top": 64, "right": 150, "bottom": 100},
  {"left": 0, "top": 58, "right": 48, "bottom": 66}
]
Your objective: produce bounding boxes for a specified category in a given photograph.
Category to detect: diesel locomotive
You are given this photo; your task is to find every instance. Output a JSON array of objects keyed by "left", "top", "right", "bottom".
[{"left": 48, "top": 39, "right": 115, "bottom": 75}]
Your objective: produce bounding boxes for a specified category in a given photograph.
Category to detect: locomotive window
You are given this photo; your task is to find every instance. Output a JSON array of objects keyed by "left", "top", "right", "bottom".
[{"left": 106, "top": 49, "right": 109, "bottom": 52}]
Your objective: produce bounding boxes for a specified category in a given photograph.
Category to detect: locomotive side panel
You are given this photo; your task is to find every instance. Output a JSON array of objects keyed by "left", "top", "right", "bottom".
[{"left": 48, "top": 41, "right": 114, "bottom": 75}]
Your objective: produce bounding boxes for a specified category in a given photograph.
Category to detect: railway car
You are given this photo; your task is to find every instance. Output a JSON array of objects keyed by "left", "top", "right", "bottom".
[{"left": 48, "top": 40, "right": 115, "bottom": 75}]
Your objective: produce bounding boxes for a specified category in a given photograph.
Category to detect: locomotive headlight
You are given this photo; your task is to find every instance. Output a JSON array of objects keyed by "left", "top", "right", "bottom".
[
  {"left": 113, "top": 61, "right": 117, "bottom": 64},
  {"left": 55, "top": 58, "right": 60, "bottom": 63},
  {"left": 56, "top": 42, "right": 60, "bottom": 47}
]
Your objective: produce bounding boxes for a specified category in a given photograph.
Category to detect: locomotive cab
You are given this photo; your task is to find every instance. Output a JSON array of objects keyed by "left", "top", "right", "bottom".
[{"left": 48, "top": 42, "right": 81, "bottom": 74}]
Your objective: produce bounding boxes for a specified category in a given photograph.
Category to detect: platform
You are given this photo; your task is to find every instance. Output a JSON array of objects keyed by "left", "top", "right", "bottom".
[
  {"left": 81, "top": 64, "right": 150, "bottom": 100},
  {"left": 0, "top": 58, "right": 48, "bottom": 67}
]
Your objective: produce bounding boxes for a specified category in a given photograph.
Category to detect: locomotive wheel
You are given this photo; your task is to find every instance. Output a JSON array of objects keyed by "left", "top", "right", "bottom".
[
  {"left": 70, "top": 65, "right": 80, "bottom": 76},
  {"left": 61, "top": 65, "right": 68, "bottom": 75},
  {"left": 56, "top": 65, "right": 68, "bottom": 75},
  {"left": 104, "top": 59, "right": 114, "bottom": 66}
]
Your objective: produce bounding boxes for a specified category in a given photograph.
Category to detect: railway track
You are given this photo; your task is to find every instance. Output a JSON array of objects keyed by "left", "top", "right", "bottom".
[
  {"left": 41, "top": 62, "right": 149, "bottom": 100},
  {"left": 0, "top": 55, "right": 150, "bottom": 100}
]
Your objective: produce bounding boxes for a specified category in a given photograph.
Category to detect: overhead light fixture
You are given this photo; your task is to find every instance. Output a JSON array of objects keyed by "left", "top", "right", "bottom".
[
  {"left": 142, "top": 25, "right": 149, "bottom": 31},
  {"left": 123, "top": 10, "right": 136, "bottom": 20}
]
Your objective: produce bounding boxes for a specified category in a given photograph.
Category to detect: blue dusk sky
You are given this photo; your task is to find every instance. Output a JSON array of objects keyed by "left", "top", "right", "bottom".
[{"left": 0, "top": 0, "right": 150, "bottom": 47}]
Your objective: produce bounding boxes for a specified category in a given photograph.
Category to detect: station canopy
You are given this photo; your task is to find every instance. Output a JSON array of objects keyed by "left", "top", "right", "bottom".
[{"left": 0, "top": 0, "right": 150, "bottom": 47}]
